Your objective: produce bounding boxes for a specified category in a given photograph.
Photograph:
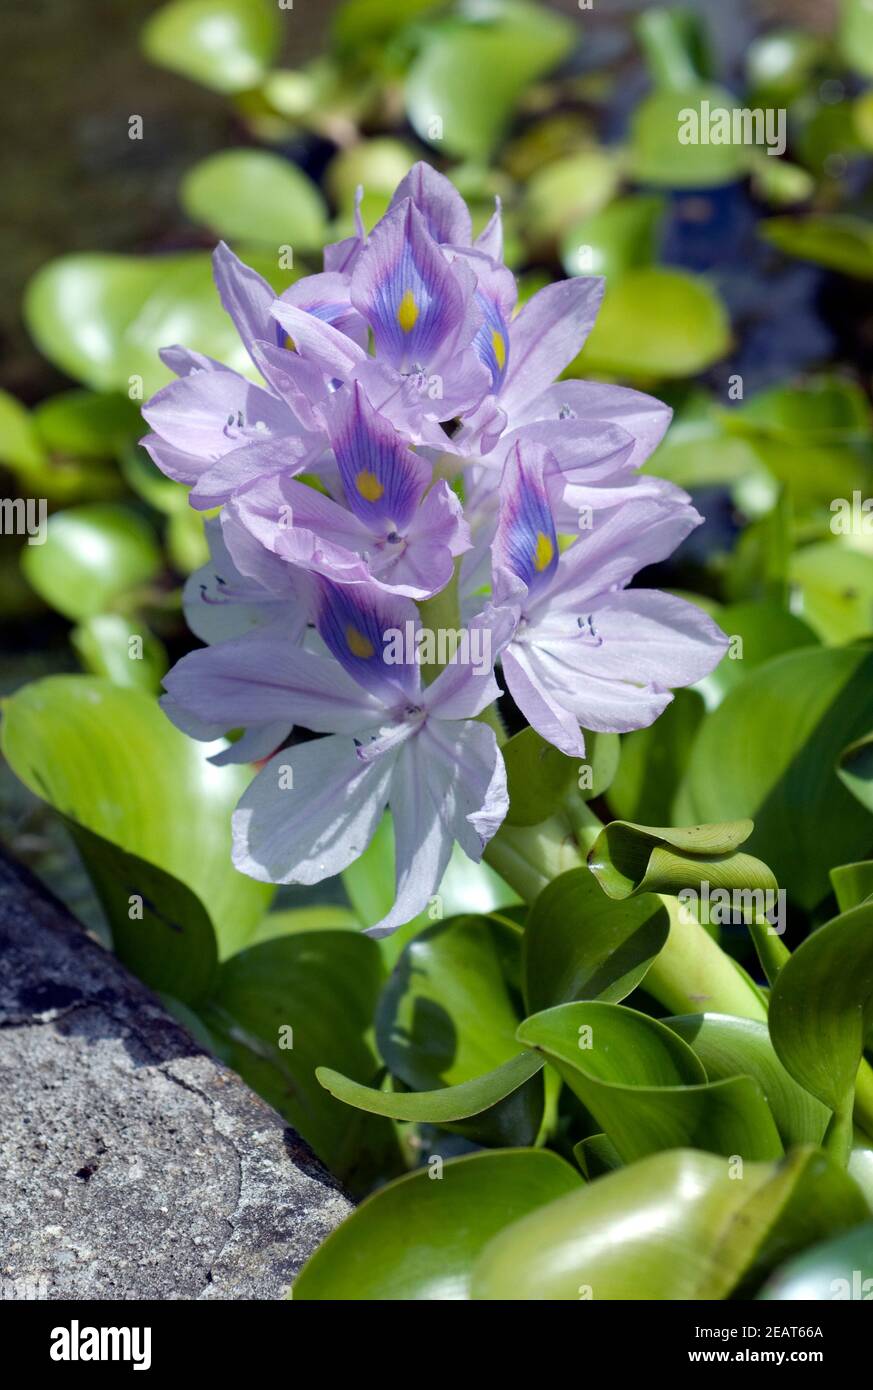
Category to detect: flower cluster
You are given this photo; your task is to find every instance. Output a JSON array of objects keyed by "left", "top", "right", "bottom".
[{"left": 143, "top": 163, "right": 727, "bottom": 935}]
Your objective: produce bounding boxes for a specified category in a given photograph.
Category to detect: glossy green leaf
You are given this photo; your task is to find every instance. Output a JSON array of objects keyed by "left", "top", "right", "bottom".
[
  {"left": 316, "top": 1050, "right": 544, "bottom": 1124},
  {"left": 837, "top": 731, "right": 873, "bottom": 815},
  {"left": 560, "top": 195, "right": 664, "bottom": 282},
  {"left": 770, "top": 900, "right": 873, "bottom": 1136},
  {"left": 523, "top": 868, "right": 670, "bottom": 1013},
  {"left": 376, "top": 913, "right": 542, "bottom": 1145},
  {"left": 727, "top": 376, "right": 873, "bottom": 443},
  {"left": 405, "top": 5, "right": 575, "bottom": 162},
  {"left": 571, "top": 269, "right": 730, "bottom": 380},
  {"left": 141, "top": 0, "right": 281, "bottom": 94},
  {"left": 203, "top": 931, "right": 399, "bottom": 1191},
  {"left": 472, "top": 1146, "right": 868, "bottom": 1300},
  {"left": 630, "top": 85, "right": 750, "bottom": 188},
  {"left": 250, "top": 904, "right": 361, "bottom": 943},
  {"left": 759, "top": 1220, "right": 873, "bottom": 1299},
  {"left": 181, "top": 150, "right": 328, "bottom": 249},
  {"left": 293, "top": 1149, "right": 580, "bottom": 1300},
  {"left": 21, "top": 505, "right": 162, "bottom": 620},
  {"left": 746, "top": 29, "right": 826, "bottom": 99},
  {"left": 679, "top": 646, "right": 873, "bottom": 909},
  {"left": 332, "top": 0, "right": 444, "bottom": 55},
  {"left": 71, "top": 614, "right": 167, "bottom": 693},
  {"left": 517, "top": 1000, "right": 783, "bottom": 1163},
  {"left": 665, "top": 1014, "right": 829, "bottom": 1148},
  {"left": 1, "top": 676, "right": 271, "bottom": 959},
  {"left": 761, "top": 214, "right": 873, "bottom": 281},
  {"left": 573, "top": 1133, "right": 622, "bottom": 1179}
]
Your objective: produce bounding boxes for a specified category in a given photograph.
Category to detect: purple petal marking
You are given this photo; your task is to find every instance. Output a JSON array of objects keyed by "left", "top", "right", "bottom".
[
  {"left": 277, "top": 271, "right": 369, "bottom": 350},
  {"left": 492, "top": 440, "right": 560, "bottom": 598},
  {"left": 322, "top": 380, "right": 431, "bottom": 531},
  {"left": 314, "top": 576, "right": 420, "bottom": 701},
  {"left": 350, "top": 199, "right": 477, "bottom": 373}
]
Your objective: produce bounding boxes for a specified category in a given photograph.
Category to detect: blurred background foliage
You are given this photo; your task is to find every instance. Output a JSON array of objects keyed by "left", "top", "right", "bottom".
[{"left": 2, "top": 0, "right": 873, "bottom": 1197}]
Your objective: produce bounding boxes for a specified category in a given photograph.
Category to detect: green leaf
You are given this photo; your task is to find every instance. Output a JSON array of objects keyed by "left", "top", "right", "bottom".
[
  {"left": 560, "top": 194, "right": 664, "bottom": 282},
  {"left": 789, "top": 543, "right": 873, "bottom": 644},
  {"left": 524, "top": 151, "right": 622, "bottom": 249},
  {"left": 587, "top": 817, "right": 774, "bottom": 900},
  {"left": 695, "top": 602, "right": 818, "bottom": 708},
  {"left": 0, "top": 389, "right": 47, "bottom": 471},
  {"left": 71, "top": 614, "right": 167, "bottom": 693},
  {"left": 665, "top": 1013, "right": 830, "bottom": 1148},
  {"left": 21, "top": 505, "right": 162, "bottom": 621},
  {"left": 316, "top": 1050, "right": 544, "bottom": 1123},
  {"left": 517, "top": 1000, "right": 783, "bottom": 1162},
  {"left": 831, "top": 860, "right": 873, "bottom": 913},
  {"left": 503, "top": 725, "right": 618, "bottom": 827},
  {"left": 630, "top": 85, "right": 750, "bottom": 188},
  {"left": 141, "top": 0, "right": 281, "bottom": 94},
  {"left": 571, "top": 269, "right": 730, "bottom": 380},
  {"left": 24, "top": 251, "right": 299, "bottom": 396},
  {"left": 332, "top": 0, "right": 444, "bottom": 56},
  {"left": 759, "top": 1220, "right": 873, "bottom": 1299},
  {"left": 293, "top": 1149, "right": 581, "bottom": 1300},
  {"left": 69, "top": 822, "right": 218, "bottom": 1004},
  {"left": 250, "top": 904, "right": 361, "bottom": 943},
  {"left": 523, "top": 867, "right": 670, "bottom": 1013},
  {"left": 727, "top": 376, "right": 873, "bottom": 443},
  {"left": 573, "top": 1133, "right": 622, "bottom": 1179},
  {"left": 33, "top": 390, "right": 144, "bottom": 460},
  {"left": 838, "top": 0, "right": 873, "bottom": 79},
  {"left": 376, "top": 913, "right": 542, "bottom": 1145},
  {"left": 1, "top": 675, "right": 270, "bottom": 960},
  {"left": 325, "top": 139, "right": 418, "bottom": 212},
  {"left": 761, "top": 214, "right": 873, "bottom": 281},
  {"left": 679, "top": 646, "right": 873, "bottom": 910},
  {"left": 770, "top": 900, "right": 873, "bottom": 1131},
  {"left": 471, "top": 1146, "right": 868, "bottom": 1300},
  {"left": 609, "top": 689, "right": 705, "bottom": 821},
  {"left": 202, "top": 931, "right": 399, "bottom": 1192},
  {"left": 405, "top": 5, "right": 575, "bottom": 162},
  {"left": 181, "top": 150, "right": 328, "bottom": 249}
]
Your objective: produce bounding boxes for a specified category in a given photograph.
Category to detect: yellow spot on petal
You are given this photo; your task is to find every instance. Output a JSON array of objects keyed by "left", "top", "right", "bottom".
[
  {"left": 355, "top": 469, "right": 384, "bottom": 502},
  {"left": 346, "top": 625, "right": 375, "bottom": 659},
  {"left": 492, "top": 329, "right": 506, "bottom": 371},
  {"left": 398, "top": 289, "right": 418, "bottom": 333},
  {"left": 283, "top": 333, "right": 295, "bottom": 351},
  {"left": 534, "top": 531, "right": 554, "bottom": 572}
]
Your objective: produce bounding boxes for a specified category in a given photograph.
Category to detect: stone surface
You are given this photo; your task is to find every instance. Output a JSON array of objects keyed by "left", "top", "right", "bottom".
[{"left": 0, "top": 851, "right": 352, "bottom": 1300}]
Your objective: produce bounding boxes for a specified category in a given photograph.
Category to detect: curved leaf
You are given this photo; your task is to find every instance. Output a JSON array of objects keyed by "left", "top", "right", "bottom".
[
  {"left": 770, "top": 900, "right": 873, "bottom": 1144},
  {"left": 517, "top": 1000, "right": 784, "bottom": 1163},
  {"left": 316, "top": 1051, "right": 543, "bottom": 1123},
  {"left": 375, "top": 913, "right": 541, "bottom": 1145},
  {"left": 293, "top": 1149, "right": 581, "bottom": 1300},
  {"left": 838, "top": 731, "right": 873, "bottom": 814},
  {"left": 761, "top": 214, "right": 873, "bottom": 280},
  {"left": 587, "top": 817, "right": 772, "bottom": 899},
  {"left": 523, "top": 867, "right": 670, "bottom": 1013},
  {"left": 665, "top": 1013, "right": 829, "bottom": 1148}
]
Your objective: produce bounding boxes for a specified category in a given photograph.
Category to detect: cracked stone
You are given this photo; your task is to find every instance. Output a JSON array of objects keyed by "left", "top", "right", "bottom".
[{"left": 0, "top": 850, "right": 352, "bottom": 1300}]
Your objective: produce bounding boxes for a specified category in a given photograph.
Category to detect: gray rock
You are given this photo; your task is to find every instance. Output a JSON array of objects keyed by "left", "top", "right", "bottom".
[{"left": 0, "top": 851, "right": 352, "bottom": 1300}]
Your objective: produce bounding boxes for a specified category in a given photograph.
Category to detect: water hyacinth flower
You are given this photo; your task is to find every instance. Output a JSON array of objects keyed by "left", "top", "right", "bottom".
[{"left": 146, "top": 161, "right": 728, "bottom": 934}]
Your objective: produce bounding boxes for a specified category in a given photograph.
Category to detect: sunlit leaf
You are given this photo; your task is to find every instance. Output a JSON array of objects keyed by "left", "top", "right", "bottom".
[
  {"left": 181, "top": 150, "right": 328, "bottom": 249},
  {"left": 141, "top": 0, "right": 281, "bottom": 94},
  {"left": 570, "top": 269, "right": 730, "bottom": 380},
  {"left": 21, "top": 504, "right": 162, "bottom": 621}
]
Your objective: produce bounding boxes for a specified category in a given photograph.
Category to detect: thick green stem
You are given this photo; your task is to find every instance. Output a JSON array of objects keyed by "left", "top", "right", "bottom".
[{"left": 486, "top": 814, "right": 768, "bottom": 1022}]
